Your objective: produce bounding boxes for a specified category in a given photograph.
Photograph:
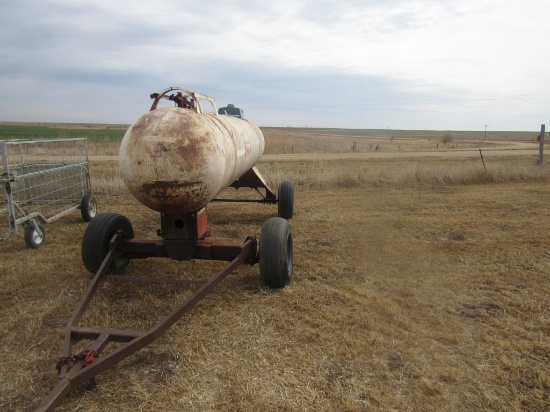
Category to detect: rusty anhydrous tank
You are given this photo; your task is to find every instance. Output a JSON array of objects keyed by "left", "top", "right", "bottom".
[{"left": 119, "top": 104, "right": 264, "bottom": 214}]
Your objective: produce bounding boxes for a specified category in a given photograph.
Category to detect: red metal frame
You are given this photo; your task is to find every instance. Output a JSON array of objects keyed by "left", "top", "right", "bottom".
[{"left": 35, "top": 210, "right": 258, "bottom": 411}]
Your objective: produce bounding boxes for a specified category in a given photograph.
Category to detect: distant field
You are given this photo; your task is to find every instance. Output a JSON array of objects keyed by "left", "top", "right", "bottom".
[
  {"left": 0, "top": 123, "right": 127, "bottom": 142},
  {"left": 261, "top": 126, "right": 540, "bottom": 142},
  {"left": 0, "top": 122, "right": 541, "bottom": 145}
]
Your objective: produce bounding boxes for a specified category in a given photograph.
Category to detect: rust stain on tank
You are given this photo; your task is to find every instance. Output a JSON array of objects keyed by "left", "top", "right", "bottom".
[
  {"left": 142, "top": 180, "right": 202, "bottom": 191},
  {"left": 139, "top": 180, "right": 207, "bottom": 213}
]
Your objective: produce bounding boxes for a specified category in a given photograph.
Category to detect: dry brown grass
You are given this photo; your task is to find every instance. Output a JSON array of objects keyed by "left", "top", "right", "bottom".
[
  {"left": 261, "top": 129, "right": 525, "bottom": 155},
  {"left": 1, "top": 135, "right": 550, "bottom": 411},
  {"left": 259, "top": 156, "right": 550, "bottom": 190}
]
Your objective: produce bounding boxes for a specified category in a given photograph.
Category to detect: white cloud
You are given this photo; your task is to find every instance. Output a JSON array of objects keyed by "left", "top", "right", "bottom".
[{"left": 0, "top": 0, "right": 548, "bottom": 129}]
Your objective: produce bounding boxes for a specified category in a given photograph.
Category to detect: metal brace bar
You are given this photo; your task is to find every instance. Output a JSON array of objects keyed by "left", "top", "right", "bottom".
[{"left": 34, "top": 237, "right": 255, "bottom": 412}]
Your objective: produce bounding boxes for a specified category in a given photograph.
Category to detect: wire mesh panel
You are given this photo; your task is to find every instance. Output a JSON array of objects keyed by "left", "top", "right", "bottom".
[
  {"left": 0, "top": 181, "right": 12, "bottom": 240},
  {"left": 0, "top": 138, "right": 94, "bottom": 241}
]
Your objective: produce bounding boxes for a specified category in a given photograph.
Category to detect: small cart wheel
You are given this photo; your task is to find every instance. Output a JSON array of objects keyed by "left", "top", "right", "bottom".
[
  {"left": 259, "top": 217, "right": 293, "bottom": 288},
  {"left": 80, "top": 193, "right": 98, "bottom": 222},
  {"left": 24, "top": 222, "right": 45, "bottom": 249},
  {"left": 278, "top": 180, "right": 294, "bottom": 220},
  {"left": 82, "top": 213, "right": 134, "bottom": 275}
]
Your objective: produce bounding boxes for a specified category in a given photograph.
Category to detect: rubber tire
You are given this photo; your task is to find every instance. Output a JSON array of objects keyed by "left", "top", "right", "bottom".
[
  {"left": 259, "top": 217, "right": 293, "bottom": 288},
  {"left": 24, "top": 223, "right": 45, "bottom": 248},
  {"left": 80, "top": 193, "right": 98, "bottom": 222},
  {"left": 278, "top": 180, "right": 294, "bottom": 220},
  {"left": 82, "top": 213, "right": 134, "bottom": 275}
]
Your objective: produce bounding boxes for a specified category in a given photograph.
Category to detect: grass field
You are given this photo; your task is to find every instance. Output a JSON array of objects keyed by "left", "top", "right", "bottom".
[
  {"left": 0, "top": 122, "right": 541, "bottom": 145},
  {"left": 1, "top": 127, "right": 549, "bottom": 411}
]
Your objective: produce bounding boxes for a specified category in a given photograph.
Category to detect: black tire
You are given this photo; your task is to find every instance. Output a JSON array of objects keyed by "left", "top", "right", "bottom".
[
  {"left": 80, "top": 193, "right": 98, "bottom": 222},
  {"left": 24, "top": 222, "right": 45, "bottom": 248},
  {"left": 278, "top": 180, "right": 294, "bottom": 220},
  {"left": 82, "top": 213, "right": 134, "bottom": 275},
  {"left": 259, "top": 217, "right": 293, "bottom": 288}
]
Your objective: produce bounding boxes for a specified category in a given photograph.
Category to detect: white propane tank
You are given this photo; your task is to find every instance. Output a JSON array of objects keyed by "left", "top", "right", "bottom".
[{"left": 119, "top": 106, "right": 265, "bottom": 214}]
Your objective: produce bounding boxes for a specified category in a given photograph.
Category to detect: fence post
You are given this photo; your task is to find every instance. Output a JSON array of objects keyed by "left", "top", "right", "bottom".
[
  {"left": 537, "top": 124, "right": 545, "bottom": 166},
  {"left": 479, "top": 149, "right": 487, "bottom": 171}
]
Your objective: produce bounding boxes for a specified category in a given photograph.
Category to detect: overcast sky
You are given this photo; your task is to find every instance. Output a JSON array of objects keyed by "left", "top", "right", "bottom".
[{"left": 1, "top": 0, "right": 548, "bottom": 130}]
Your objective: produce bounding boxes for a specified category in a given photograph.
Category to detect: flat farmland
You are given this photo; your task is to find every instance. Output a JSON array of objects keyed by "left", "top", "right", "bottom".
[{"left": 1, "top": 129, "right": 549, "bottom": 411}]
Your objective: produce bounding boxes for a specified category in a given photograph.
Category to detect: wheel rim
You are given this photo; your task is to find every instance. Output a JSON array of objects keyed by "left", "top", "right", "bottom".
[
  {"left": 89, "top": 199, "right": 97, "bottom": 217},
  {"left": 32, "top": 228, "right": 44, "bottom": 245}
]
